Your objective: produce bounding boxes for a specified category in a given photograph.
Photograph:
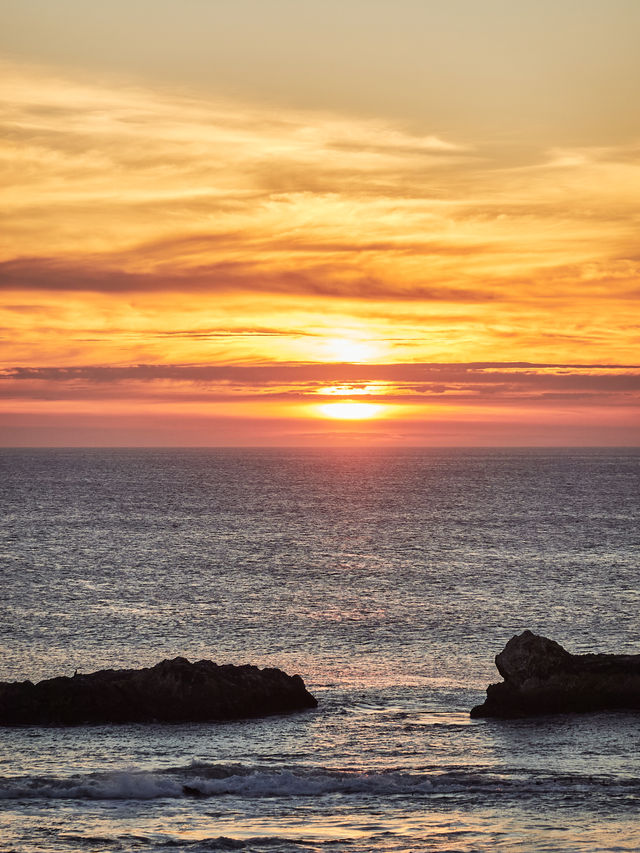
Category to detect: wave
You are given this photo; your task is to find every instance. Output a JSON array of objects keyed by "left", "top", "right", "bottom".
[
  {"left": 1, "top": 762, "right": 638, "bottom": 801},
  {"left": 52, "top": 834, "right": 327, "bottom": 853}
]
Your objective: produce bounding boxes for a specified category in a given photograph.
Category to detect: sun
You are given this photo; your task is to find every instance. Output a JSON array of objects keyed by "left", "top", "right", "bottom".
[
  {"left": 324, "top": 338, "right": 380, "bottom": 363},
  {"left": 317, "top": 402, "right": 383, "bottom": 420}
]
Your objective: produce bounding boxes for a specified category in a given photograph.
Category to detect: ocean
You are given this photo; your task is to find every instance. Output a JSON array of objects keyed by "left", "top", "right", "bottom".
[{"left": 1, "top": 447, "right": 638, "bottom": 852}]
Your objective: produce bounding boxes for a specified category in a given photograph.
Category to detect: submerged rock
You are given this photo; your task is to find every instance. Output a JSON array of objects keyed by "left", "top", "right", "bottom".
[
  {"left": 471, "top": 630, "right": 640, "bottom": 718},
  {"left": 0, "top": 658, "right": 317, "bottom": 725}
]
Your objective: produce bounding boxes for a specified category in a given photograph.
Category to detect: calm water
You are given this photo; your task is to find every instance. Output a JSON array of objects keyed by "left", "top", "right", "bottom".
[{"left": 0, "top": 448, "right": 639, "bottom": 852}]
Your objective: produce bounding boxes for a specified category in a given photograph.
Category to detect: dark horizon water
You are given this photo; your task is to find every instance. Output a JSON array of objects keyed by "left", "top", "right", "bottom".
[{"left": 1, "top": 447, "right": 639, "bottom": 852}]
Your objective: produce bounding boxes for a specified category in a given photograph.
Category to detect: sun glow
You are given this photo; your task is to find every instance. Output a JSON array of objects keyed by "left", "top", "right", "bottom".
[
  {"left": 317, "top": 402, "right": 384, "bottom": 420},
  {"left": 315, "top": 384, "right": 388, "bottom": 396},
  {"left": 324, "top": 338, "right": 381, "bottom": 363}
]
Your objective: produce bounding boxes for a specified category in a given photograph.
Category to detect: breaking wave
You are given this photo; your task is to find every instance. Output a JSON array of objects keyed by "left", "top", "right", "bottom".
[{"left": 0, "top": 762, "right": 638, "bottom": 801}]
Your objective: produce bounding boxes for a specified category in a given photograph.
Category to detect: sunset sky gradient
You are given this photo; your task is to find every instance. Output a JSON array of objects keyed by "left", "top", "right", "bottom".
[{"left": 2, "top": 0, "right": 639, "bottom": 445}]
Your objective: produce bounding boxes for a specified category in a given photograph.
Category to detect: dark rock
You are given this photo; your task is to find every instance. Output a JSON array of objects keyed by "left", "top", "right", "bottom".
[
  {"left": 471, "top": 630, "right": 640, "bottom": 718},
  {"left": 0, "top": 658, "right": 317, "bottom": 725},
  {"left": 182, "top": 784, "right": 207, "bottom": 797}
]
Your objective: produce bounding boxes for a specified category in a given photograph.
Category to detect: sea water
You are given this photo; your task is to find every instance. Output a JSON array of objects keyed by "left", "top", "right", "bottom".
[{"left": 0, "top": 448, "right": 638, "bottom": 852}]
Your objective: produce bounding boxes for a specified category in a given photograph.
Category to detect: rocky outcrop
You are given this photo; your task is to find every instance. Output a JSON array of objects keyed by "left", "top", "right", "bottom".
[
  {"left": 471, "top": 630, "right": 640, "bottom": 718},
  {"left": 0, "top": 658, "right": 317, "bottom": 725}
]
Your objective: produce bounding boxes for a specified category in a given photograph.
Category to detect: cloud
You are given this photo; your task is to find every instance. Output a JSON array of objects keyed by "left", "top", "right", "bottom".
[
  {"left": 0, "top": 255, "right": 496, "bottom": 301},
  {"left": 2, "top": 61, "right": 639, "bottom": 310},
  {"left": 2, "top": 62, "right": 640, "bottom": 382},
  {"left": 3, "top": 363, "right": 639, "bottom": 406}
]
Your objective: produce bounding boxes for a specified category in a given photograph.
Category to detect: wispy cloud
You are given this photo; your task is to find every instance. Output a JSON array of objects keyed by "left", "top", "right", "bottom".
[
  {"left": 2, "top": 63, "right": 639, "bottom": 443},
  {"left": 0, "top": 255, "right": 497, "bottom": 302},
  {"left": 3, "top": 363, "right": 639, "bottom": 408},
  {"left": 2, "top": 62, "right": 639, "bottom": 312}
]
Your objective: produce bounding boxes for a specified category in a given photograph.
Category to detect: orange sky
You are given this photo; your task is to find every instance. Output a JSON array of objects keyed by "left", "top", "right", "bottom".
[{"left": 1, "top": 2, "right": 639, "bottom": 445}]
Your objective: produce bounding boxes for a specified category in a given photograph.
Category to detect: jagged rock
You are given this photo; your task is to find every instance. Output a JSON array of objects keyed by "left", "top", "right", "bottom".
[
  {"left": 471, "top": 630, "right": 640, "bottom": 718},
  {"left": 0, "top": 658, "right": 317, "bottom": 725}
]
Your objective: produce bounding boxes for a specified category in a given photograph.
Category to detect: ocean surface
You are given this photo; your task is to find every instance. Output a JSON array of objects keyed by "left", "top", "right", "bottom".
[{"left": 1, "top": 447, "right": 639, "bottom": 853}]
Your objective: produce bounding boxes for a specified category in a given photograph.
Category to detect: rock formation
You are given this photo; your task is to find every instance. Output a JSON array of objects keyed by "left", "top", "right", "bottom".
[
  {"left": 471, "top": 630, "right": 640, "bottom": 718},
  {"left": 0, "top": 657, "right": 317, "bottom": 725}
]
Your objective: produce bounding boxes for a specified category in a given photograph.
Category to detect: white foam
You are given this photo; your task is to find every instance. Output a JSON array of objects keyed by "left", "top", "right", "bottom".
[
  {"left": 187, "top": 769, "right": 433, "bottom": 798},
  {"left": 0, "top": 764, "right": 637, "bottom": 801},
  {"left": 0, "top": 771, "right": 182, "bottom": 800}
]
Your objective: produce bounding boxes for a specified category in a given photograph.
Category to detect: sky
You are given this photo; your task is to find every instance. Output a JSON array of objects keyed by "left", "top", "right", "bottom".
[{"left": 1, "top": 0, "right": 639, "bottom": 446}]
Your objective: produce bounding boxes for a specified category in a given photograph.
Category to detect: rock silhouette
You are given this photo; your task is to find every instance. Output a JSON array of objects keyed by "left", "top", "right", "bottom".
[
  {"left": 471, "top": 630, "right": 640, "bottom": 718},
  {"left": 0, "top": 657, "right": 317, "bottom": 725}
]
